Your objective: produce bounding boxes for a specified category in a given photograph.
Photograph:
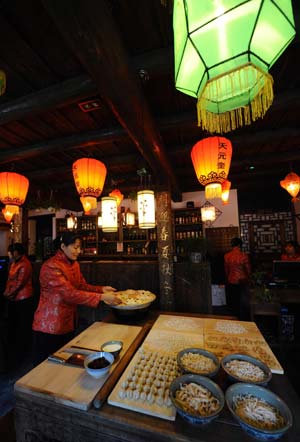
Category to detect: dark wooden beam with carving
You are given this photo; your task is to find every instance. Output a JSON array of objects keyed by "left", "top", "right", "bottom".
[{"left": 41, "top": 0, "right": 181, "bottom": 200}]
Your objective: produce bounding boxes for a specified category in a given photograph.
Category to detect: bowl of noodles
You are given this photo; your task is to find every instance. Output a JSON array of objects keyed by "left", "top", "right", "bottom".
[
  {"left": 169, "top": 374, "right": 224, "bottom": 425},
  {"left": 225, "top": 383, "right": 293, "bottom": 440},
  {"left": 221, "top": 353, "right": 272, "bottom": 386},
  {"left": 177, "top": 348, "right": 220, "bottom": 378}
]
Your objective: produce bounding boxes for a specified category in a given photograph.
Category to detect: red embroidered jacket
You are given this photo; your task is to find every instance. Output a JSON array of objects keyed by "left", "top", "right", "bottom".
[
  {"left": 32, "top": 250, "right": 103, "bottom": 335},
  {"left": 4, "top": 255, "right": 33, "bottom": 301},
  {"left": 224, "top": 247, "right": 251, "bottom": 285}
]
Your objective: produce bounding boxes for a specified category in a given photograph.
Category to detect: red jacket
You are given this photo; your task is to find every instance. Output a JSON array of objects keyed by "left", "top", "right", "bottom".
[
  {"left": 32, "top": 250, "right": 103, "bottom": 335},
  {"left": 224, "top": 247, "right": 251, "bottom": 285},
  {"left": 4, "top": 255, "right": 33, "bottom": 301}
]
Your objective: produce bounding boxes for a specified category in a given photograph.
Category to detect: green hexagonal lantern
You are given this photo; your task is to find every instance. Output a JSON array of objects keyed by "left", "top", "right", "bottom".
[{"left": 173, "top": 0, "right": 296, "bottom": 133}]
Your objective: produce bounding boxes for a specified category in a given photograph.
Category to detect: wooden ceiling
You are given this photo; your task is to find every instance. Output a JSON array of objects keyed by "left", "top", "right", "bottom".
[{"left": 0, "top": 0, "right": 299, "bottom": 212}]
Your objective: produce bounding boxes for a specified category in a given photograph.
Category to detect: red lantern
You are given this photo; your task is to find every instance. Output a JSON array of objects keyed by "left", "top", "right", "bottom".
[
  {"left": 280, "top": 172, "right": 300, "bottom": 201},
  {"left": 2, "top": 205, "right": 19, "bottom": 223},
  {"left": 72, "top": 158, "right": 107, "bottom": 214},
  {"left": 221, "top": 180, "right": 231, "bottom": 205},
  {"left": 109, "top": 189, "right": 124, "bottom": 208},
  {"left": 0, "top": 172, "right": 29, "bottom": 222},
  {"left": 191, "top": 137, "right": 232, "bottom": 199}
]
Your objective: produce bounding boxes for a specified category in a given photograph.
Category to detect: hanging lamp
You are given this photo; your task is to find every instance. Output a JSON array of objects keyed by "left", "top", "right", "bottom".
[
  {"left": 221, "top": 180, "right": 231, "bottom": 205},
  {"left": 101, "top": 196, "right": 118, "bottom": 232},
  {"left": 201, "top": 201, "right": 216, "bottom": 222},
  {"left": 125, "top": 209, "right": 136, "bottom": 227},
  {"left": 280, "top": 172, "right": 300, "bottom": 201},
  {"left": 191, "top": 136, "right": 232, "bottom": 199},
  {"left": 173, "top": 0, "right": 296, "bottom": 133},
  {"left": 66, "top": 213, "right": 77, "bottom": 230},
  {"left": 72, "top": 158, "right": 107, "bottom": 214},
  {"left": 2, "top": 205, "right": 19, "bottom": 223},
  {"left": 109, "top": 189, "right": 124, "bottom": 208},
  {"left": 137, "top": 190, "right": 155, "bottom": 229},
  {"left": 0, "top": 172, "right": 29, "bottom": 223}
]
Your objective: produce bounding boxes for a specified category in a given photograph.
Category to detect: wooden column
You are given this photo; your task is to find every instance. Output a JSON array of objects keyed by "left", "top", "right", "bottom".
[{"left": 156, "top": 191, "right": 175, "bottom": 310}]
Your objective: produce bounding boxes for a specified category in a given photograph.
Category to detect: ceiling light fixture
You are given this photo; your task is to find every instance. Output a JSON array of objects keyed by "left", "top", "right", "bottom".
[
  {"left": 101, "top": 196, "right": 118, "bottom": 232},
  {"left": 191, "top": 136, "right": 232, "bottom": 199},
  {"left": 72, "top": 158, "right": 107, "bottom": 214},
  {"left": 0, "top": 171, "right": 29, "bottom": 223},
  {"left": 280, "top": 172, "right": 300, "bottom": 201},
  {"left": 173, "top": 0, "right": 296, "bottom": 133}
]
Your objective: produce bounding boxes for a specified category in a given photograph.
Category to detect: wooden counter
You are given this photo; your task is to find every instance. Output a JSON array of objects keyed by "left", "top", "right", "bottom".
[{"left": 14, "top": 313, "right": 300, "bottom": 442}]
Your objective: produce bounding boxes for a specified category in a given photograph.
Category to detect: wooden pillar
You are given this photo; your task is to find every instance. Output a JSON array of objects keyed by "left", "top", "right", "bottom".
[
  {"left": 12, "top": 210, "right": 22, "bottom": 243},
  {"left": 156, "top": 191, "right": 175, "bottom": 310}
]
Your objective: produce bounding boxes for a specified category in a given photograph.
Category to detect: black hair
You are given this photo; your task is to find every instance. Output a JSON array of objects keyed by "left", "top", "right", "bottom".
[
  {"left": 57, "top": 232, "right": 82, "bottom": 247},
  {"left": 10, "top": 242, "right": 26, "bottom": 255},
  {"left": 231, "top": 237, "right": 243, "bottom": 248},
  {"left": 8, "top": 244, "right": 14, "bottom": 253},
  {"left": 285, "top": 240, "right": 300, "bottom": 253}
]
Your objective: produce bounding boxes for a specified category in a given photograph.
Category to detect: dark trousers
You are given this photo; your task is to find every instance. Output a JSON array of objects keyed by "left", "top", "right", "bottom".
[
  {"left": 7, "top": 297, "right": 34, "bottom": 369},
  {"left": 226, "top": 283, "right": 250, "bottom": 321},
  {"left": 32, "top": 330, "right": 74, "bottom": 366}
]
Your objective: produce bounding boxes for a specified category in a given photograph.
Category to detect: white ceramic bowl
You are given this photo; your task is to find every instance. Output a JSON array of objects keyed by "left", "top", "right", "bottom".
[
  {"left": 84, "top": 351, "right": 114, "bottom": 379},
  {"left": 101, "top": 340, "right": 123, "bottom": 358}
]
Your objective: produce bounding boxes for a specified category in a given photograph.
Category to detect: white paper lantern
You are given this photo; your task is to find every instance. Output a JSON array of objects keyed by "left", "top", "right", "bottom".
[
  {"left": 137, "top": 190, "right": 155, "bottom": 229},
  {"left": 101, "top": 197, "right": 118, "bottom": 232}
]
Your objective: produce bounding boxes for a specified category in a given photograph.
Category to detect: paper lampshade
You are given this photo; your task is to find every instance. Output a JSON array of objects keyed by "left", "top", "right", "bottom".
[
  {"left": 137, "top": 190, "right": 155, "bottom": 229},
  {"left": 174, "top": 0, "right": 296, "bottom": 133},
  {"left": 191, "top": 136, "right": 232, "bottom": 199},
  {"left": 101, "top": 196, "right": 118, "bottom": 232},
  {"left": 280, "top": 172, "right": 300, "bottom": 201},
  {"left": 72, "top": 158, "right": 107, "bottom": 214}
]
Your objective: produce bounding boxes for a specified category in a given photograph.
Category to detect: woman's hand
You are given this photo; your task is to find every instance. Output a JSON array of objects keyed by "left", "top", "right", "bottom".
[
  {"left": 101, "top": 292, "right": 121, "bottom": 305},
  {"left": 102, "top": 286, "right": 116, "bottom": 293}
]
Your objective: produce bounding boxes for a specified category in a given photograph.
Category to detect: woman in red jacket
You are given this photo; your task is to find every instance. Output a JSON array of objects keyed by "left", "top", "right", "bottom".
[
  {"left": 4, "top": 242, "right": 34, "bottom": 369},
  {"left": 32, "top": 232, "right": 120, "bottom": 365}
]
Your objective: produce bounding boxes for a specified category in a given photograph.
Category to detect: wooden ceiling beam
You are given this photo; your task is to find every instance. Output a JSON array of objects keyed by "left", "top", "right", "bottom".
[
  {"left": 0, "top": 47, "right": 172, "bottom": 126},
  {"left": 41, "top": 0, "right": 181, "bottom": 200}
]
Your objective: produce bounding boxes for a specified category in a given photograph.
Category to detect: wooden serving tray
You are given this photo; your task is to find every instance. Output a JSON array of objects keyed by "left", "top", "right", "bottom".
[{"left": 15, "top": 322, "right": 142, "bottom": 411}]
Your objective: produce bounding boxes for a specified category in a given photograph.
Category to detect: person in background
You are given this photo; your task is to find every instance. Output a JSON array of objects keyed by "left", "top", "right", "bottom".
[
  {"left": 281, "top": 241, "right": 300, "bottom": 261},
  {"left": 32, "top": 232, "right": 121, "bottom": 366},
  {"left": 7, "top": 243, "right": 14, "bottom": 265},
  {"left": 224, "top": 237, "right": 251, "bottom": 320},
  {"left": 4, "top": 242, "right": 34, "bottom": 369}
]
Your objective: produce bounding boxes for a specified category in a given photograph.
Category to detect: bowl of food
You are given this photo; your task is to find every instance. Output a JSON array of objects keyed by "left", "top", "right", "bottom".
[
  {"left": 101, "top": 340, "right": 123, "bottom": 359},
  {"left": 169, "top": 374, "right": 224, "bottom": 425},
  {"left": 221, "top": 353, "right": 272, "bottom": 386},
  {"left": 225, "top": 383, "right": 293, "bottom": 441},
  {"left": 177, "top": 348, "right": 220, "bottom": 378},
  {"left": 106, "top": 289, "right": 156, "bottom": 311},
  {"left": 84, "top": 351, "right": 114, "bottom": 379}
]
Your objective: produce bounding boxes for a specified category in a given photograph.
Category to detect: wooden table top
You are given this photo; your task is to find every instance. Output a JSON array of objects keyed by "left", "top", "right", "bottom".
[{"left": 14, "top": 311, "right": 300, "bottom": 442}]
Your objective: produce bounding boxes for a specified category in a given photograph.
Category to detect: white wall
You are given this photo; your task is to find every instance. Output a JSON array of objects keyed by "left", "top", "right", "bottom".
[
  {"left": 171, "top": 189, "right": 239, "bottom": 229},
  {"left": 27, "top": 189, "right": 239, "bottom": 243}
]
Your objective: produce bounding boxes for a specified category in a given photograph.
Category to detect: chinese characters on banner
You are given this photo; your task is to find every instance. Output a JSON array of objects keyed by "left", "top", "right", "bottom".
[{"left": 156, "top": 191, "right": 175, "bottom": 310}]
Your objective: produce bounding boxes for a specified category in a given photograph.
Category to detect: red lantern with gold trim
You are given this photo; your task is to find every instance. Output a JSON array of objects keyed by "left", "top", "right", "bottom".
[
  {"left": 0, "top": 172, "right": 29, "bottom": 222},
  {"left": 72, "top": 158, "right": 107, "bottom": 214},
  {"left": 280, "top": 172, "right": 300, "bottom": 201},
  {"left": 109, "top": 189, "right": 124, "bottom": 209},
  {"left": 191, "top": 137, "right": 232, "bottom": 199},
  {"left": 221, "top": 180, "right": 231, "bottom": 205}
]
